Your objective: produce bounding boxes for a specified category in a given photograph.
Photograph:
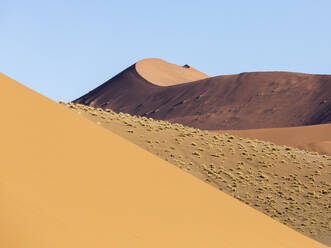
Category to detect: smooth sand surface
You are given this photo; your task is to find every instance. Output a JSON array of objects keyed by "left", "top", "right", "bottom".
[
  {"left": 135, "top": 58, "right": 209, "bottom": 86},
  {"left": 0, "top": 73, "right": 327, "bottom": 248},
  {"left": 307, "top": 141, "right": 331, "bottom": 156},
  {"left": 215, "top": 124, "right": 331, "bottom": 155}
]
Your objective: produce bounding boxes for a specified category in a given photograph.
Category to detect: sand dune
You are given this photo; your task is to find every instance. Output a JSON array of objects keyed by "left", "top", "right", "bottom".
[
  {"left": 63, "top": 102, "right": 331, "bottom": 246},
  {"left": 215, "top": 124, "right": 331, "bottom": 155},
  {"left": 0, "top": 73, "right": 327, "bottom": 247},
  {"left": 74, "top": 59, "right": 331, "bottom": 130},
  {"left": 307, "top": 141, "right": 331, "bottom": 156},
  {"left": 135, "top": 58, "right": 209, "bottom": 86}
]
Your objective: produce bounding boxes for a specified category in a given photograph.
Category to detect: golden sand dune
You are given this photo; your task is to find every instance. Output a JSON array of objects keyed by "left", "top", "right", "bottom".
[
  {"left": 0, "top": 74, "right": 328, "bottom": 247},
  {"left": 135, "top": 58, "right": 209, "bottom": 86},
  {"left": 63, "top": 102, "right": 331, "bottom": 246},
  {"left": 215, "top": 124, "right": 331, "bottom": 156}
]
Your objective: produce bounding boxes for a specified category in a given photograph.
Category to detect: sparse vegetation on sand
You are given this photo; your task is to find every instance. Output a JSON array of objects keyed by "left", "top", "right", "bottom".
[{"left": 61, "top": 101, "right": 331, "bottom": 244}]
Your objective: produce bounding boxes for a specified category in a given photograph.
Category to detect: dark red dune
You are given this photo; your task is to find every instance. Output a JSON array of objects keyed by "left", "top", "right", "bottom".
[{"left": 74, "top": 58, "right": 331, "bottom": 130}]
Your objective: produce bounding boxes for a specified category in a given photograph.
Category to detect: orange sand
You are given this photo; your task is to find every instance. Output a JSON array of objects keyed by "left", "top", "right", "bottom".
[
  {"left": 135, "top": 58, "right": 209, "bottom": 86},
  {"left": 216, "top": 124, "right": 331, "bottom": 155}
]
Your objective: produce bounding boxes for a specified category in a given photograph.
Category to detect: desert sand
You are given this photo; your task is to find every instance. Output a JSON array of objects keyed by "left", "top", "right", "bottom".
[
  {"left": 63, "top": 102, "right": 331, "bottom": 246},
  {"left": 215, "top": 124, "right": 331, "bottom": 155},
  {"left": 74, "top": 58, "right": 331, "bottom": 130},
  {"left": 135, "top": 58, "right": 209, "bottom": 86},
  {"left": 0, "top": 73, "right": 328, "bottom": 247}
]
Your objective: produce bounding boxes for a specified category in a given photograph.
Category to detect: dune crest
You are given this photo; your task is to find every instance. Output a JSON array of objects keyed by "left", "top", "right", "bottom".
[
  {"left": 0, "top": 73, "right": 327, "bottom": 247},
  {"left": 135, "top": 58, "right": 209, "bottom": 86}
]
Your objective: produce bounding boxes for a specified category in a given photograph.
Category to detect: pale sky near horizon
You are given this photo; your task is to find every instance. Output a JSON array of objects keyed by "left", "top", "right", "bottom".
[{"left": 1, "top": 0, "right": 331, "bottom": 101}]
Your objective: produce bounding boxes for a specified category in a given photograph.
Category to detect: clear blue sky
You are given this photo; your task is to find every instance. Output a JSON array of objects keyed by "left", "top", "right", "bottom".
[{"left": 1, "top": 0, "right": 331, "bottom": 101}]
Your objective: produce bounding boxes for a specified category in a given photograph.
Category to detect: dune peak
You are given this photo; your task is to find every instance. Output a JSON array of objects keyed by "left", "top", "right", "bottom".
[{"left": 135, "top": 58, "right": 209, "bottom": 86}]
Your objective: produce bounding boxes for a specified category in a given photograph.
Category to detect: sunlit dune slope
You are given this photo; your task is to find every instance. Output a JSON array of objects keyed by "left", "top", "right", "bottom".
[
  {"left": 215, "top": 124, "right": 331, "bottom": 155},
  {"left": 0, "top": 74, "right": 327, "bottom": 248},
  {"left": 74, "top": 60, "right": 331, "bottom": 130},
  {"left": 135, "top": 58, "right": 209, "bottom": 86}
]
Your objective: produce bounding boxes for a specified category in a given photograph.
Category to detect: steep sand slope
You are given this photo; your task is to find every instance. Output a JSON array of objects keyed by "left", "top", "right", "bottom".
[
  {"left": 135, "top": 58, "right": 209, "bottom": 86},
  {"left": 64, "top": 103, "right": 331, "bottom": 246},
  {"left": 74, "top": 60, "right": 331, "bottom": 130},
  {"left": 215, "top": 124, "right": 331, "bottom": 155},
  {"left": 0, "top": 74, "right": 327, "bottom": 248}
]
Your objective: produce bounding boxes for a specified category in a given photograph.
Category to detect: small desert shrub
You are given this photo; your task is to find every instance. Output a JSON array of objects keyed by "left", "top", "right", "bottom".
[
  {"left": 192, "top": 151, "right": 200, "bottom": 156},
  {"left": 258, "top": 173, "right": 268, "bottom": 180}
]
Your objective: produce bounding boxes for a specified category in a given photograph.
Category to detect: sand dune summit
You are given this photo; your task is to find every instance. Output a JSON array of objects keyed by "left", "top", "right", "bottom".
[
  {"left": 135, "top": 58, "right": 209, "bottom": 86},
  {"left": 0, "top": 73, "right": 327, "bottom": 247},
  {"left": 74, "top": 58, "right": 331, "bottom": 130}
]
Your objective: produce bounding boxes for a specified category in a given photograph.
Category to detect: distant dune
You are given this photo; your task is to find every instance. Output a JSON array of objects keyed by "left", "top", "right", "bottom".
[
  {"left": 74, "top": 58, "right": 331, "bottom": 130},
  {"left": 307, "top": 141, "right": 331, "bottom": 156},
  {"left": 0, "top": 73, "right": 327, "bottom": 247},
  {"left": 215, "top": 124, "right": 331, "bottom": 155}
]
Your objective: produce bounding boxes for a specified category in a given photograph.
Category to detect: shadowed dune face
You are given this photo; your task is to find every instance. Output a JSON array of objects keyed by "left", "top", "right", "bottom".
[
  {"left": 74, "top": 59, "right": 331, "bottom": 130},
  {"left": 215, "top": 124, "right": 331, "bottom": 156},
  {"left": 135, "top": 58, "right": 209, "bottom": 86},
  {"left": 0, "top": 73, "right": 328, "bottom": 248}
]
